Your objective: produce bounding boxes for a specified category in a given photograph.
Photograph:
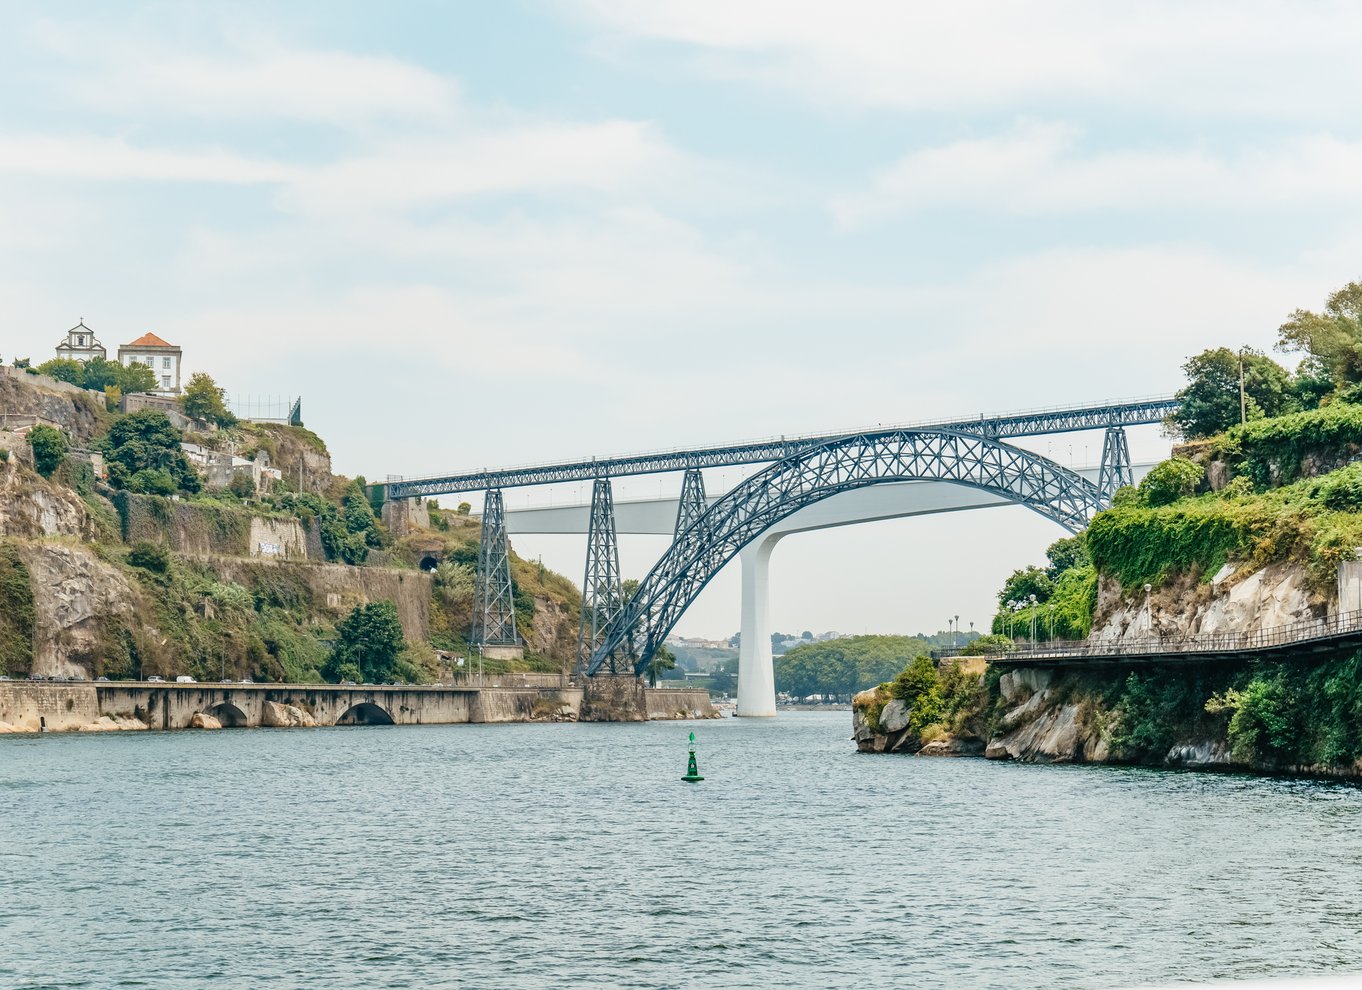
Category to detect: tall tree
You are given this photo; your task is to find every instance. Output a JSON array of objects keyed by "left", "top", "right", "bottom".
[
  {"left": 1276, "top": 280, "right": 1362, "bottom": 389},
  {"left": 1166, "top": 346, "right": 1294, "bottom": 440},
  {"left": 181, "top": 372, "right": 236, "bottom": 427},
  {"left": 324, "top": 600, "right": 407, "bottom": 683}
]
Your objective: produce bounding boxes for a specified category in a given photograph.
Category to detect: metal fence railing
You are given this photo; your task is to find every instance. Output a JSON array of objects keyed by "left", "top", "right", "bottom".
[{"left": 935, "top": 607, "right": 1362, "bottom": 664}]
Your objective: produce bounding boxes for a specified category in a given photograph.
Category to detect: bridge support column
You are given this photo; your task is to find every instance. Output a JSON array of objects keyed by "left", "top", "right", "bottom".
[
  {"left": 674, "top": 468, "right": 708, "bottom": 537},
  {"left": 475, "top": 490, "right": 519, "bottom": 647},
  {"left": 737, "top": 533, "right": 781, "bottom": 717},
  {"left": 1097, "top": 426, "right": 1133, "bottom": 501},
  {"left": 577, "top": 478, "right": 627, "bottom": 676}
]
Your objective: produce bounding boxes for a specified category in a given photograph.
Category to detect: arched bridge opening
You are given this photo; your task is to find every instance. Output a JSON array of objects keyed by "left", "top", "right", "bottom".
[
  {"left": 336, "top": 702, "right": 396, "bottom": 726},
  {"left": 208, "top": 702, "right": 249, "bottom": 728},
  {"left": 588, "top": 428, "right": 1105, "bottom": 677}
]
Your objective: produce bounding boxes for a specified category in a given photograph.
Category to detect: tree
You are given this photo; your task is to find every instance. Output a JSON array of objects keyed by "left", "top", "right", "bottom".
[
  {"left": 82, "top": 357, "right": 123, "bottom": 392},
  {"left": 34, "top": 359, "right": 85, "bottom": 387},
  {"left": 117, "top": 361, "right": 159, "bottom": 395},
  {"left": 1276, "top": 280, "right": 1362, "bottom": 389},
  {"left": 181, "top": 372, "right": 236, "bottom": 427},
  {"left": 1046, "top": 535, "right": 1090, "bottom": 578},
  {"left": 708, "top": 658, "right": 737, "bottom": 696},
  {"left": 621, "top": 578, "right": 640, "bottom": 604},
  {"left": 26, "top": 425, "right": 68, "bottom": 477},
  {"left": 324, "top": 600, "right": 407, "bottom": 683},
  {"left": 100, "top": 409, "right": 200, "bottom": 493},
  {"left": 997, "top": 566, "right": 1053, "bottom": 607},
  {"left": 645, "top": 643, "right": 677, "bottom": 687},
  {"left": 1166, "top": 347, "right": 1295, "bottom": 440}
]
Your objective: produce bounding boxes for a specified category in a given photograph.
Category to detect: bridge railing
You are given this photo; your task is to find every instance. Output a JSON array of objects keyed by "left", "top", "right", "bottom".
[
  {"left": 382, "top": 394, "right": 1180, "bottom": 498},
  {"left": 935, "top": 607, "right": 1362, "bottom": 663}
]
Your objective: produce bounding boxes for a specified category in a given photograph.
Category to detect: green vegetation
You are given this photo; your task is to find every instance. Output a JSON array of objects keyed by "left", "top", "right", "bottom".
[
  {"left": 0, "top": 543, "right": 35, "bottom": 676},
  {"left": 127, "top": 541, "right": 170, "bottom": 573},
  {"left": 992, "top": 537, "right": 1099, "bottom": 641},
  {"left": 1275, "top": 279, "right": 1362, "bottom": 390},
  {"left": 1167, "top": 347, "right": 1298, "bottom": 439},
  {"left": 34, "top": 356, "right": 157, "bottom": 395},
  {"left": 181, "top": 372, "right": 236, "bottom": 427},
  {"left": 100, "top": 409, "right": 200, "bottom": 495},
  {"left": 776, "top": 634, "right": 939, "bottom": 700},
  {"left": 324, "top": 600, "right": 409, "bottom": 684},
  {"left": 26, "top": 424, "right": 68, "bottom": 477}
]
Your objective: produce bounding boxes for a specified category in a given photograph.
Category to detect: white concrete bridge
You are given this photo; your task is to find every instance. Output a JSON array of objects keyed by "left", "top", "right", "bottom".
[{"left": 501, "top": 463, "right": 1156, "bottom": 717}]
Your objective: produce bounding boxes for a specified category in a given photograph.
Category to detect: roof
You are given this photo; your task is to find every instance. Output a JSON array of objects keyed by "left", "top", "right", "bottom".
[{"left": 123, "top": 331, "right": 177, "bottom": 349}]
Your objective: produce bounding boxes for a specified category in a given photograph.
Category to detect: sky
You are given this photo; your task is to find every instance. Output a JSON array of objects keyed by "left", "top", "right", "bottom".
[{"left": 2, "top": 1, "right": 1361, "bottom": 639}]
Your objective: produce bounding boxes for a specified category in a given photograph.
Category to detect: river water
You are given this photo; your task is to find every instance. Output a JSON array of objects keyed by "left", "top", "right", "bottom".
[{"left": 3, "top": 711, "right": 1362, "bottom": 989}]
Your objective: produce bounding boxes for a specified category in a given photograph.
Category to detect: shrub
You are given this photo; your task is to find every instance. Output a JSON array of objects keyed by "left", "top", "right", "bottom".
[
  {"left": 128, "top": 541, "right": 170, "bottom": 573},
  {"left": 26, "top": 424, "right": 68, "bottom": 477},
  {"left": 1137, "top": 457, "right": 1206, "bottom": 507}
]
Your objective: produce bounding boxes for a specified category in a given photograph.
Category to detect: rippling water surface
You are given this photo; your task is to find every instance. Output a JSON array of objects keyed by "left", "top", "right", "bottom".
[{"left": 4, "top": 712, "right": 1362, "bottom": 988}]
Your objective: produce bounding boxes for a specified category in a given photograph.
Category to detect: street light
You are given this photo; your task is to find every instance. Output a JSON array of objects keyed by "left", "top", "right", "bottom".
[
  {"left": 1029, "top": 594, "right": 1038, "bottom": 644},
  {"left": 954, "top": 614, "right": 960, "bottom": 648},
  {"left": 1143, "top": 583, "right": 1153, "bottom": 636}
]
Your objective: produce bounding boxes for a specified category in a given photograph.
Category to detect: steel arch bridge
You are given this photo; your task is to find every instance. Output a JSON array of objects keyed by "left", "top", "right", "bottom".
[{"left": 586, "top": 428, "right": 1106, "bottom": 676}]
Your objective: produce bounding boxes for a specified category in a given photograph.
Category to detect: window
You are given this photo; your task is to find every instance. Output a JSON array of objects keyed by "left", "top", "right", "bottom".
[
  {"left": 162, "top": 357, "right": 171, "bottom": 369},
  {"left": 161, "top": 375, "right": 171, "bottom": 388},
  {"left": 77, "top": 335, "right": 85, "bottom": 346}
]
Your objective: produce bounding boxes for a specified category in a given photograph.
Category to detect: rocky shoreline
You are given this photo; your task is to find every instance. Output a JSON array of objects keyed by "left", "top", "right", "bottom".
[{"left": 853, "top": 665, "right": 1362, "bottom": 780}]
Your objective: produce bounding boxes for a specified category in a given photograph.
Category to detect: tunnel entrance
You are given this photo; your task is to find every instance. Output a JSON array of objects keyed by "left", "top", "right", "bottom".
[
  {"left": 336, "top": 702, "right": 395, "bottom": 726},
  {"left": 419, "top": 555, "right": 439, "bottom": 572}
]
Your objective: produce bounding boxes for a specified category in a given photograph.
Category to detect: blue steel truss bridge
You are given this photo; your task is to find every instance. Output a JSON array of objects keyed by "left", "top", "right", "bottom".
[{"left": 378, "top": 394, "right": 1180, "bottom": 713}]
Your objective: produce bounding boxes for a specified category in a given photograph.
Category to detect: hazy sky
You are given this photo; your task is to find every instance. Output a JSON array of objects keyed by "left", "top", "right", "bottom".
[{"left": 3, "top": 2, "right": 1361, "bottom": 638}]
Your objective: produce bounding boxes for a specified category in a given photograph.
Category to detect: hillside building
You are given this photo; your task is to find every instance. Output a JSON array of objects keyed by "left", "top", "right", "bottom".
[
  {"left": 117, "top": 332, "right": 183, "bottom": 396},
  {"left": 53, "top": 320, "right": 107, "bottom": 362}
]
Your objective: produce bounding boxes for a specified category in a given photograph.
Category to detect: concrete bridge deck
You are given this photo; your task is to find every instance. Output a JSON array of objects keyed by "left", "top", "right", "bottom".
[{"left": 0, "top": 681, "right": 713, "bottom": 733}]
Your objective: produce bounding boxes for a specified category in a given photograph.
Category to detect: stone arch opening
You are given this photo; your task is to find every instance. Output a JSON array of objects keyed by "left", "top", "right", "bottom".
[
  {"left": 589, "top": 428, "right": 1104, "bottom": 676},
  {"left": 208, "top": 702, "right": 249, "bottom": 727},
  {"left": 419, "top": 555, "right": 440, "bottom": 572},
  {"left": 336, "top": 702, "right": 395, "bottom": 726}
]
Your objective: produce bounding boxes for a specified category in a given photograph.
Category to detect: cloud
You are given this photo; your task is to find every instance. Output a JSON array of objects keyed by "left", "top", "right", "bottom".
[
  {"left": 0, "top": 134, "right": 297, "bottom": 184},
  {"left": 281, "top": 121, "right": 677, "bottom": 214},
  {"left": 32, "top": 21, "right": 456, "bottom": 124},
  {"left": 830, "top": 124, "right": 1362, "bottom": 226},
  {"left": 568, "top": 0, "right": 1362, "bottom": 117}
]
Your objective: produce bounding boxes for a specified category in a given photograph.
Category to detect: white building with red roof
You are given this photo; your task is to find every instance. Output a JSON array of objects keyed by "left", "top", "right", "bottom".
[{"left": 117, "top": 331, "right": 183, "bottom": 396}]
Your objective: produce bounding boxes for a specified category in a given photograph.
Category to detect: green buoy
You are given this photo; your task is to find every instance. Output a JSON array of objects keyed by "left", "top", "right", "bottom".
[{"left": 682, "top": 730, "right": 705, "bottom": 782}]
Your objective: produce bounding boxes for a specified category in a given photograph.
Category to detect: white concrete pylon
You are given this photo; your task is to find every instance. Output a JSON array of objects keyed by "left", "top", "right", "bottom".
[{"left": 737, "top": 534, "right": 781, "bottom": 717}]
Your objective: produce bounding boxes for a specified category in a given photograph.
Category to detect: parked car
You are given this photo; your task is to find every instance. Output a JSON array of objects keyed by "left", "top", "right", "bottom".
[
  {"left": 147, "top": 675, "right": 164, "bottom": 683},
  {"left": 340, "top": 680, "right": 357, "bottom": 686},
  {"left": 96, "top": 676, "right": 109, "bottom": 682},
  {"left": 175, "top": 675, "right": 196, "bottom": 683},
  {"left": 239, "top": 678, "right": 253, "bottom": 684},
  {"left": 27, "top": 673, "right": 44, "bottom": 681}
]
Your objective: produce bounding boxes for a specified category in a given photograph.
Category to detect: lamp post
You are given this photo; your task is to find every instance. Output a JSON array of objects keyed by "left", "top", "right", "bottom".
[
  {"left": 1048, "top": 600, "right": 1055, "bottom": 642},
  {"left": 1143, "top": 583, "right": 1153, "bottom": 636},
  {"left": 1029, "top": 594, "right": 1038, "bottom": 644},
  {"left": 1238, "top": 347, "right": 1248, "bottom": 426},
  {"left": 477, "top": 642, "right": 484, "bottom": 685},
  {"left": 954, "top": 614, "right": 960, "bottom": 648}
]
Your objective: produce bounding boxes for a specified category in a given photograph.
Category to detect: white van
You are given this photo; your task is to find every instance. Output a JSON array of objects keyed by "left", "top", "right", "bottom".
[{"left": 175, "top": 675, "right": 196, "bottom": 683}]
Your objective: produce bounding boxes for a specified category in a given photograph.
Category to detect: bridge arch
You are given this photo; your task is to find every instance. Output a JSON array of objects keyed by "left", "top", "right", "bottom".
[
  {"left": 208, "top": 702, "right": 249, "bottom": 727},
  {"left": 587, "top": 428, "right": 1104, "bottom": 676},
  {"left": 336, "top": 702, "right": 395, "bottom": 726}
]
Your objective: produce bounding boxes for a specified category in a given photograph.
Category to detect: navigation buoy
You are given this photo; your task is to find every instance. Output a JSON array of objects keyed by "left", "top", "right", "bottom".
[{"left": 682, "top": 730, "right": 705, "bottom": 782}]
